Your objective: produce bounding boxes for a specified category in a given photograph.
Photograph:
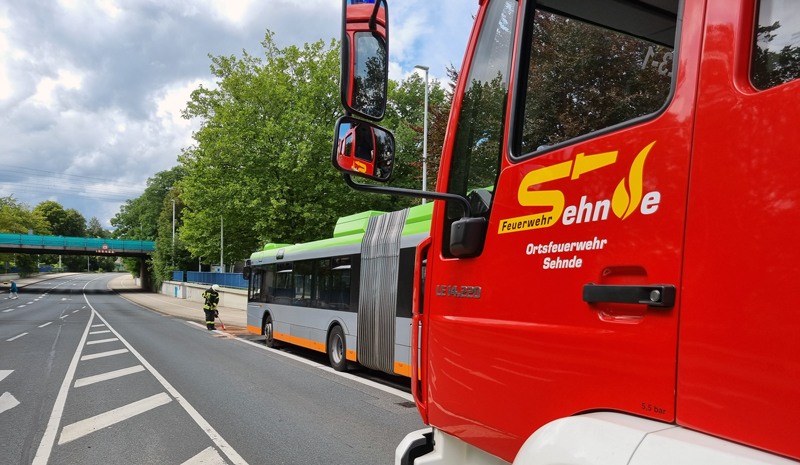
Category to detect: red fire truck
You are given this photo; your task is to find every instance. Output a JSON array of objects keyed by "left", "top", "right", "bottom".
[{"left": 333, "top": 0, "right": 800, "bottom": 463}]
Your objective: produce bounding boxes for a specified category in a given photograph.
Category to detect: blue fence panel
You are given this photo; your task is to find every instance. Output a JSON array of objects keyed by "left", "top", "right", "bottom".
[
  {"left": 43, "top": 236, "right": 63, "bottom": 246},
  {"left": 172, "top": 271, "right": 185, "bottom": 282},
  {"left": 186, "top": 272, "right": 247, "bottom": 290}
]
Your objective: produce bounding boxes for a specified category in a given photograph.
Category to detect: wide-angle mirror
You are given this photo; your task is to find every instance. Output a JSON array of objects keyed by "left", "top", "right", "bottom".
[
  {"left": 331, "top": 116, "right": 394, "bottom": 182},
  {"left": 341, "top": 0, "right": 388, "bottom": 121}
]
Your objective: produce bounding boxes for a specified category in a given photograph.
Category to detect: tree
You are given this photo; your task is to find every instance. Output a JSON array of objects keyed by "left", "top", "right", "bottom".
[
  {"left": 111, "top": 166, "right": 186, "bottom": 278},
  {"left": 0, "top": 196, "right": 51, "bottom": 277},
  {"left": 151, "top": 190, "right": 195, "bottom": 287},
  {"left": 179, "top": 32, "right": 409, "bottom": 265},
  {"left": 86, "top": 217, "right": 109, "bottom": 239},
  {"left": 111, "top": 166, "right": 186, "bottom": 241}
]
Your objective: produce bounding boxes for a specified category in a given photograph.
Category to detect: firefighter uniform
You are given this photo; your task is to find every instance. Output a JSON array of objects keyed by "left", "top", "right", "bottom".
[{"left": 203, "top": 285, "right": 220, "bottom": 330}]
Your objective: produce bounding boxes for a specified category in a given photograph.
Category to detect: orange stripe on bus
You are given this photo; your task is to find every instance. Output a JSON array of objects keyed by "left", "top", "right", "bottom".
[
  {"left": 274, "top": 331, "right": 327, "bottom": 353},
  {"left": 394, "top": 362, "right": 412, "bottom": 378},
  {"left": 347, "top": 350, "right": 357, "bottom": 362},
  {"left": 247, "top": 325, "right": 262, "bottom": 335}
]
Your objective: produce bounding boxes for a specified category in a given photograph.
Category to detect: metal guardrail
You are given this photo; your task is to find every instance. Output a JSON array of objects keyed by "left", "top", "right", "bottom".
[
  {"left": 186, "top": 271, "right": 248, "bottom": 290},
  {"left": 0, "top": 234, "right": 155, "bottom": 251}
]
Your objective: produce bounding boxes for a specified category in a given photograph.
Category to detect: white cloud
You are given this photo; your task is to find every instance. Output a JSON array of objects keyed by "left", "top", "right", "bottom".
[{"left": 30, "top": 69, "right": 84, "bottom": 108}]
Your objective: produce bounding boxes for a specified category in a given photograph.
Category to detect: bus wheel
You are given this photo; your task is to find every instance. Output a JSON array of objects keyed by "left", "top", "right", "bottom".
[
  {"left": 263, "top": 315, "right": 279, "bottom": 348},
  {"left": 328, "top": 326, "right": 347, "bottom": 372}
]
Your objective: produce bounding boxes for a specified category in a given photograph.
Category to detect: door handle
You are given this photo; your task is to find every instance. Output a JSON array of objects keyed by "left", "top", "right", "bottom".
[{"left": 583, "top": 284, "right": 676, "bottom": 308}]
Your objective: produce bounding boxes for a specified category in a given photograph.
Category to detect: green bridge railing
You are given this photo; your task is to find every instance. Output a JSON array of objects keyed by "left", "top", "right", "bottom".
[{"left": 0, "top": 234, "right": 155, "bottom": 252}]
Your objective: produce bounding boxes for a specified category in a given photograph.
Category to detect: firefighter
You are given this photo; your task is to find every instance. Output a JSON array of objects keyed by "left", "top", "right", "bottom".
[{"left": 203, "top": 284, "right": 220, "bottom": 330}]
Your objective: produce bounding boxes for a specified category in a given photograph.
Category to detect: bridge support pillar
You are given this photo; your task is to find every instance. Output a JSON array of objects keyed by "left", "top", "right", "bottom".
[{"left": 139, "top": 257, "right": 153, "bottom": 290}]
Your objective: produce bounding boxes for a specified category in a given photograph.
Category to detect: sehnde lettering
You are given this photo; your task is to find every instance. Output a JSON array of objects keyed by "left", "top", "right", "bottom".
[
  {"left": 543, "top": 256, "right": 583, "bottom": 269},
  {"left": 562, "top": 196, "right": 612, "bottom": 225}
]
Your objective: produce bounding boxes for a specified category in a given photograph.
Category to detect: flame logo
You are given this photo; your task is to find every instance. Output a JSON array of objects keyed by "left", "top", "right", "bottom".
[{"left": 612, "top": 141, "right": 655, "bottom": 219}]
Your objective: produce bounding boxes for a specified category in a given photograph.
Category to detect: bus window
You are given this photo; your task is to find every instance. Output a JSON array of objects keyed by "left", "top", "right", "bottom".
[
  {"left": 249, "top": 269, "right": 261, "bottom": 302},
  {"left": 313, "top": 259, "right": 332, "bottom": 308},
  {"left": 261, "top": 265, "right": 275, "bottom": 303},
  {"left": 273, "top": 263, "right": 293, "bottom": 305},
  {"left": 331, "top": 257, "right": 351, "bottom": 311},
  {"left": 294, "top": 261, "right": 313, "bottom": 307}
]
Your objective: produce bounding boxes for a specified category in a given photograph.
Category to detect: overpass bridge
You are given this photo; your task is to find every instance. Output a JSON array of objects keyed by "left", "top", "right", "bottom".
[
  {"left": 0, "top": 234, "right": 156, "bottom": 287},
  {"left": 0, "top": 234, "right": 155, "bottom": 257}
]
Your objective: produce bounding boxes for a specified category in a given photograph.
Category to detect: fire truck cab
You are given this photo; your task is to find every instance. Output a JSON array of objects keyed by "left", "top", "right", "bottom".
[{"left": 333, "top": 0, "right": 800, "bottom": 464}]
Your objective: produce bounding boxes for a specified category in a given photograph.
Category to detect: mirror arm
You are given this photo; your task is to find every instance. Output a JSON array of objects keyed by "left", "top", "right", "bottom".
[
  {"left": 343, "top": 173, "right": 472, "bottom": 217},
  {"left": 368, "top": 0, "right": 386, "bottom": 31}
]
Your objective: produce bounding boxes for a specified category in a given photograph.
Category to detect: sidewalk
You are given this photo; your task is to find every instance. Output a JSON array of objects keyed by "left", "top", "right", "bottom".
[{"left": 107, "top": 274, "right": 250, "bottom": 335}]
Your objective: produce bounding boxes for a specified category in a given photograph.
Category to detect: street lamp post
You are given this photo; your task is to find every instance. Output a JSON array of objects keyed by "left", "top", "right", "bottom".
[
  {"left": 414, "top": 64, "right": 429, "bottom": 204},
  {"left": 171, "top": 199, "right": 176, "bottom": 245},
  {"left": 220, "top": 213, "right": 224, "bottom": 273},
  {"left": 171, "top": 199, "right": 176, "bottom": 268}
]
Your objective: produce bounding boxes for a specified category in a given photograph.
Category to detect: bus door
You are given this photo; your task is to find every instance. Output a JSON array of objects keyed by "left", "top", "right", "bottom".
[{"left": 425, "top": 0, "right": 703, "bottom": 461}]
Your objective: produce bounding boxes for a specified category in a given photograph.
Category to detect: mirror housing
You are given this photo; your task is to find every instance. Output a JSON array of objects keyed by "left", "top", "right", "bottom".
[
  {"left": 332, "top": 116, "right": 395, "bottom": 182},
  {"left": 449, "top": 217, "right": 488, "bottom": 258},
  {"left": 341, "top": 0, "right": 389, "bottom": 121},
  {"left": 243, "top": 265, "right": 251, "bottom": 281}
]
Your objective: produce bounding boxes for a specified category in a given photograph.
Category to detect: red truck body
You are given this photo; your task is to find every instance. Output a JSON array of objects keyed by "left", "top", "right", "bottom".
[
  {"left": 414, "top": 0, "right": 800, "bottom": 462},
  {"left": 336, "top": 0, "right": 800, "bottom": 463}
]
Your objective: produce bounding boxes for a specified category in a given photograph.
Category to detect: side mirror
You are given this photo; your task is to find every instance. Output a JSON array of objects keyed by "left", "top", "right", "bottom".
[
  {"left": 243, "top": 265, "right": 251, "bottom": 280},
  {"left": 332, "top": 116, "right": 395, "bottom": 182},
  {"left": 341, "top": 0, "right": 388, "bottom": 121}
]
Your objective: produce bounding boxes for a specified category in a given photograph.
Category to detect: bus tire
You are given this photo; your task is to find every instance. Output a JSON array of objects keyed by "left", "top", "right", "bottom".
[
  {"left": 327, "top": 325, "right": 347, "bottom": 372},
  {"left": 263, "top": 315, "right": 279, "bottom": 348}
]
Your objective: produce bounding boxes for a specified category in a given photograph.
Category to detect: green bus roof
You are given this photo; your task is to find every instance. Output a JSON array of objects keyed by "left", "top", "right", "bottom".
[{"left": 250, "top": 202, "right": 433, "bottom": 261}]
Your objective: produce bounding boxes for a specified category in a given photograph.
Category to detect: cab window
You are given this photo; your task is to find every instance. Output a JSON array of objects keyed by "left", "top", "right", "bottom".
[{"left": 515, "top": 2, "right": 677, "bottom": 157}]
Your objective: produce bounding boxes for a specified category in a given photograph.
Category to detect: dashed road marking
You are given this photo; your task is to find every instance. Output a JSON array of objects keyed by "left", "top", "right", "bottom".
[
  {"left": 6, "top": 333, "right": 28, "bottom": 342},
  {"left": 0, "top": 392, "right": 20, "bottom": 415},
  {"left": 39, "top": 322, "right": 52, "bottom": 328},
  {"left": 91, "top": 324, "right": 105, "bottom": 328},
  {"left": 89, "top": 330, "right": 110, "bottom": 335},
  {"left": 80, "top": 349, "right": 129, "bottom": 361},
  {"left": 74, "top": 365, "right": 145, "bottom": 387},
  {"left": 58, "top": 392, "right": 172, "bottom": 445},
  {"left": 182, "top": 447, "right": 227, "bottom": 465},
  {"left": 2, "top": 309, "right": 12, "bottom": 313},
  {"left": 86, "top": 338, "right": 119, "bottom": 345},
  {"left": 72, "top": 310, "right": 80, "bottom": 314}
]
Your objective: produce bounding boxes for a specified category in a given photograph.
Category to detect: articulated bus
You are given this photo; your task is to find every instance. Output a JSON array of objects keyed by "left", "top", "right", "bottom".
[{"left": 244, "top": 202, "right": 431, "bottom": 377}]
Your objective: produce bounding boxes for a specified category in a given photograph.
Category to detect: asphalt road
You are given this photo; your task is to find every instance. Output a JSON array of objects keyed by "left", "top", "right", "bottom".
[{"left": 0, "top": 273, "right": 426, "bottom": 464}]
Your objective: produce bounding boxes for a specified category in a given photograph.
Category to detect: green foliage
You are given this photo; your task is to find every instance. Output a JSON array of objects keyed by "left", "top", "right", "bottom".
[
  {"left": 179, "top": 32, "right": 410, "bottom": 264},
  {"left": 151, "top": 190, "right": 195, "bottom": 288},
  {"left": 111, "top": 166, "right": 186, "bottom": 241}
]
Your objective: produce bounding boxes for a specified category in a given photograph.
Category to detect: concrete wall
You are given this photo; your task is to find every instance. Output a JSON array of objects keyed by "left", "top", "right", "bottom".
[{"left": 160, "top": 281, "right": 247, "bottom": 310}]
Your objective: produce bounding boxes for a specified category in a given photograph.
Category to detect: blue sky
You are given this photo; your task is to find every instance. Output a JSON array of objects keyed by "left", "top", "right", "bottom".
[{"left": 0, "top": 0, "right": 478, "bottom": 229}]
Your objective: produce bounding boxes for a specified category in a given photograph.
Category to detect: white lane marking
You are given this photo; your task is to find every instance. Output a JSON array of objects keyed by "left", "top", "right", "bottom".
[
  {"left": 318, "top": 366, "right": 414, "bottom": 402},
  {"left": 59, "top": 315, "right": 68, "bottom": 319},
  {"left": 39, "top": 322, "right": 52, "bottom": 328},
  {"left": 72, "top": 310, "right": 80, "bottom": 314},
  {"left": 185, "top": 321, "right": 221, "bottom": 333},
  {"left": 6, "top": 333, "right": 28, "bottom": 342},
  {"left": 27, "top": 301, "right": 34, "bottom": 304},
  {"left": 2, "top": 309, "right": 12, "bottom": 313},
  {"left": 90, "top": 313, "right": 248, "bottom": 464},
  {"left": 231, "top": 337, "right": 414, "bottom": 402},
  {"left": 17, "top": 305, "right": 26, "bottom": 308},
  {"left": 58, "top": 393, "right": 171, "bottom": 445},
  {"left": 0, "top": 392, "right": 20, "bottom": 415},
  {"left": 74, "top": 365, "right": 145, "bottom": 388},
  {"left": 0, "top": 370, "right": 11, "bottom": 383},
  {"left": 86, "top": 338, "right": 119, "bottom": 345},
  {"left": 82, "top": 306, "right": 86, "bottom": 309},
  {"left": 182, "top": 446, "right": 227, "bottom": 465},
  {"left": 89, "top": 330, "right": 110, "bottom": 335},
  {"left": 91, "top": 324, "right": 105, "bottom": 328},
  {"left": 81, "top": 349, "right": 129, "bottom": 361},
  {"left": 32, "top": 302, "right": 97, "bottom": 465}
]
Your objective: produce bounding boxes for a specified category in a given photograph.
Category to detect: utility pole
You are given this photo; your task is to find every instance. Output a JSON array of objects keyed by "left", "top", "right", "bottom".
[
  {"left": 414, "top": 64, "right": 430, "bottom": 204},
  {"left": 220, "top": 213, "right": 224, "bottom": 273}
]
